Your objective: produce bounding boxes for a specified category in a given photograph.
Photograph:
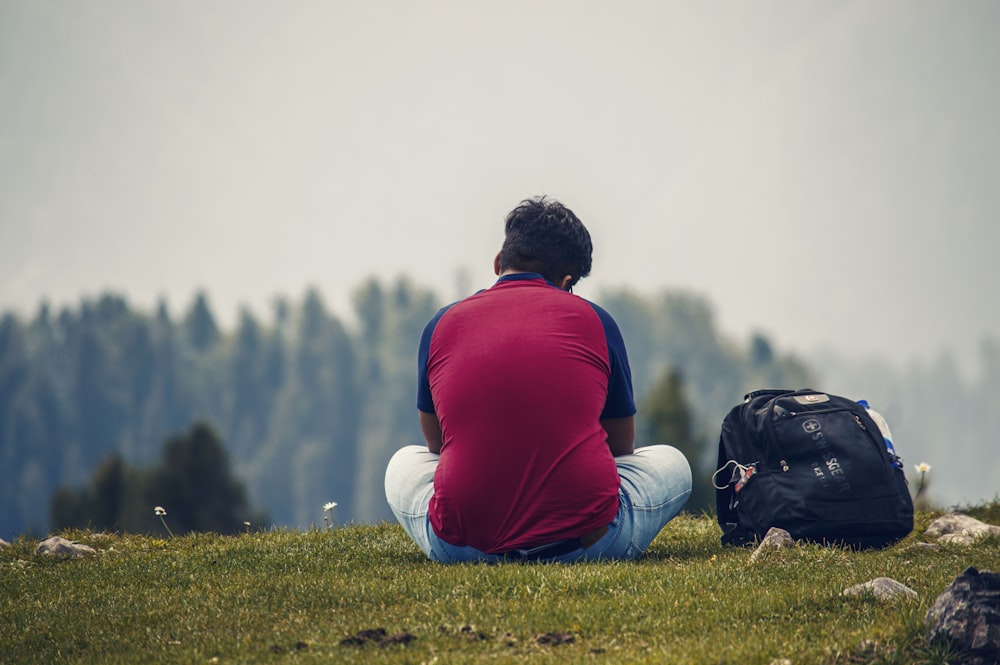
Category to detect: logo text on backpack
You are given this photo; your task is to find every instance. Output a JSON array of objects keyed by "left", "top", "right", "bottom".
[{"left": 804, "top": 417, "right": 851, "bottom": 494}]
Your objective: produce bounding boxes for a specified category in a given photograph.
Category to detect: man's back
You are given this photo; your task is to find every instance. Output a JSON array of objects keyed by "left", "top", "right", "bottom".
[
  {"left": 387, "top": 196, "right": 690, "bottom": 563},
  {"left": 419, "top": 274, "right": 631, "bottom": 552}
]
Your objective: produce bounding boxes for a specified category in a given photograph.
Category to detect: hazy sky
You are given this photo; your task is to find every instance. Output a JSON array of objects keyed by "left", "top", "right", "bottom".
[{"left": 2, "top": 1, "right": 998, "bottom": 372}]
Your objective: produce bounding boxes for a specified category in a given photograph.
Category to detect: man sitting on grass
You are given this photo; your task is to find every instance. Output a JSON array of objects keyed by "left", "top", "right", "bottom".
[{"left": 385, "top": 196, "right": 692, "bottom": 562}]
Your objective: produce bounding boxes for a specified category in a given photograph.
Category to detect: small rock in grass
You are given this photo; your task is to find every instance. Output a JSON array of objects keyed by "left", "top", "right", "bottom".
[
  {"left": 35, "top": 536, "right": 96, "bottom": 557},
  {"left": 749, "top": 527, "right": 795, "bottom": 563},
  {"left": 926, "top": 513, "right": 1000, "bottom": 542},
  {"left": 941, "top": 533, "right": 983, "bottom": 546},
  {"left": 842, "top": 577, "right": 918, "bottom": 601}
]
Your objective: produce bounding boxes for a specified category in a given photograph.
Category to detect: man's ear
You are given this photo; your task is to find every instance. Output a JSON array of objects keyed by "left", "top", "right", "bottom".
[
  {"left": 558, "top": 274, "right": 573, "bottom": 291},
  {"left": 493, "top": 252, "right": 502, "bottom": 276}
]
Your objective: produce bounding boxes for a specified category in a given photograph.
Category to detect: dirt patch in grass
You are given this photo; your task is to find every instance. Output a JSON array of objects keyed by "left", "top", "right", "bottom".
[{"left": 339, "top": 628, "right": 417, "bottom": 648}]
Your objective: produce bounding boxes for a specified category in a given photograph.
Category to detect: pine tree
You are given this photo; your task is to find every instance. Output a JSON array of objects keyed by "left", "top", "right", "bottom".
[{"left": 641, "top": 368, "right": 714, "bottom": 514}]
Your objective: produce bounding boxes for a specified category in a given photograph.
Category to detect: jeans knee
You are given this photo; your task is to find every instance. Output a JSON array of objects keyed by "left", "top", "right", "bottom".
[
  {"left": 666, "top": 446, "right": 693, "bottom": 493},
  {"left": 639, "top": 445, "right": 692, "bottom": 488},
  {"left": 384, "top": 445, "right": 436, "bottom": 509}
]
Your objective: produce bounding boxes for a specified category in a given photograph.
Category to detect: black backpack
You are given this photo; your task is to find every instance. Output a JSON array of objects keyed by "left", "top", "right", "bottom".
[{"left": 715, "top": 389, "right": 914, "bottom": 549}]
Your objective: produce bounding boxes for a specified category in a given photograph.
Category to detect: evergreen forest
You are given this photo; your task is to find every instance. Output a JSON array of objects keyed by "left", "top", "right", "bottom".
[{"left": 1, "top": 276, "right": 996, "bottom": 539}]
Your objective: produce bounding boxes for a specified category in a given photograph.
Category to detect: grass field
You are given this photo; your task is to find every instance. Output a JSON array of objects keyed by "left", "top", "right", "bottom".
[{"left": 3, "top": 503, "right": 999, "bottom": 664}]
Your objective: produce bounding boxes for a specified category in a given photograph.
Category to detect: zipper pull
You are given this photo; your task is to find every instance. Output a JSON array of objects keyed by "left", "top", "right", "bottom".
[{"left": 853, "top": 415, "right": 867, "bottom": 430}]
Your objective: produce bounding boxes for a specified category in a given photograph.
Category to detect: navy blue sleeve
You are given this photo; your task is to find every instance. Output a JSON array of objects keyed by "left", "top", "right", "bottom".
[
  {"left": 588, "top": 302, "right": 636, "bottom": 419},
  {"left": 416, "top": 303, "right": 455, "bottom": 413}
]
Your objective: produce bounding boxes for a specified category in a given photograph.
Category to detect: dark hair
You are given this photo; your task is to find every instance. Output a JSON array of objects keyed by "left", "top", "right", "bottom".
[{"left": 498, "top": 196, "right": 593, "bottom": 288}]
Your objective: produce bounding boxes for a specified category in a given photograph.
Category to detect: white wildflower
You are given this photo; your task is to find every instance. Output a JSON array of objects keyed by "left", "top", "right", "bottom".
[
  {"left": 154, "top": 505, "right": 174, "bottom": 537},
  {"left": 323, "top": 501, "right": 339, "bottom": 530}
]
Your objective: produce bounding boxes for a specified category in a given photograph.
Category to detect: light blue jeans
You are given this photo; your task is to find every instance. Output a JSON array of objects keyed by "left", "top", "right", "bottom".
[{"left": 384, "top": 444, "right": 692, "bottom": 563}]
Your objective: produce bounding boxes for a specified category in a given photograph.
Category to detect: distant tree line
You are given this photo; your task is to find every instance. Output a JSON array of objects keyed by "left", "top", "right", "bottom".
[
  {"left": 0, "top": 277, "right": 812, "bottom": 538},
  {"left": 52, "top": 422, "right": 266, "bottom": 536}
]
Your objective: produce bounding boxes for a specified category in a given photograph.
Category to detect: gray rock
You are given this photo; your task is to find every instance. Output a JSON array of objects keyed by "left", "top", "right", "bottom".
[
  {"left": 842, "top": 577, "right": 918, "bottom": 601},
  {"left": 35, "top": 536, "right": 96, "bottom": 557},
  {"left": 0, "top": 537, "right": 9, "bottom": 548},
  {"left": 926, "top": 567, "right": 1000, "bottom": 665},
  {"left": 748, "top": 527, "right": 795, "bottom": 563},
  {"left": 942, "top": 533, "right": 983, "bottom": 546},
  {"left": 926, "top": 513, "right": 1000, "bottom": 541}
]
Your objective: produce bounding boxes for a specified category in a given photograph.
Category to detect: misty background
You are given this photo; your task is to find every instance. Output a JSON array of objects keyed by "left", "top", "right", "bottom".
[{"left": 2, "top": 2, "right": 998, "bottom": 535}]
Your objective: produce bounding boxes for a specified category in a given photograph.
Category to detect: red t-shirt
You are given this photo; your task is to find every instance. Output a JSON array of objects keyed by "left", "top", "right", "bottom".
[{"left": 417, "top": 274, "right": 635, "bottom": 553}]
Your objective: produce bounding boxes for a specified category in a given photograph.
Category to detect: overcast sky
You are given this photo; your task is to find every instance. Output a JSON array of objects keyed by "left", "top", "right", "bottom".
[{"left": 2, "top": 1, "right": 998, "bottom": 373}]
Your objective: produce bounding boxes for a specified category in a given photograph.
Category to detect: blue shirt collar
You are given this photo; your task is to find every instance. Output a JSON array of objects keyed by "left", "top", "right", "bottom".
[{"left": 495, "top": 272, "right": 556, "bottom": 287}]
